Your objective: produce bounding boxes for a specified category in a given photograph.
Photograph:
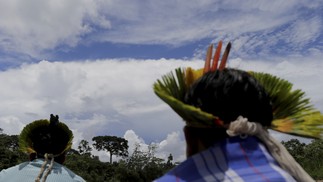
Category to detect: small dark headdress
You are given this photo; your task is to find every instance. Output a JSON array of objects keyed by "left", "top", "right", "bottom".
[{"left": 19, "top": 114, "right": 73, "bottom": 156}]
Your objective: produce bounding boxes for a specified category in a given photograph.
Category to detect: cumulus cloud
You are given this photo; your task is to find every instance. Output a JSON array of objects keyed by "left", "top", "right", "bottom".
[
  {"left": 0, "top": 57, "right": 322, "bottom": 162},
  {"left": 0, "top": 59, "right": 202, "bottom": 139},
  {"left": 0, "top": 0, "right": 322, "bottom": 164},
  {"left": 156, "top": 131, "right": 186, "bottom": 162},
  {"left": 0, "top": 0, "right": 107, "bottom": 57},
  {"left": 124, "top": 130, "right": 186, "bottom": 162},
  {"left": 87, "top": 129, "right": 186, "bottom": 162},
  {"left": 124, "top": 129, "right": 148, "bottom": 154}
]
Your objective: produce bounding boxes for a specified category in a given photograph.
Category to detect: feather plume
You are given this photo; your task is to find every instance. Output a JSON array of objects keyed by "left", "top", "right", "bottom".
[
  {"left": 250, "top": 72, "right": 323, "bottom": 139},
  {"left": 153, "top": 41, "right": 323, "bottom": 139}
]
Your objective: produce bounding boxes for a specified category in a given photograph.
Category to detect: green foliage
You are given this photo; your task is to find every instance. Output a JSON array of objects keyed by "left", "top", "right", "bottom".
[
  {"left": 92, "top": 135, "right": 129, "bottom": 163},
  {"left": 282, "top": 138, "right": 323, "bottom": 179},
  {"left": 78, "top": 139, "right": 92, "bottom": 156},
  {"left": 121, "top": 143, "right": 175, "bottom": 182},
  {"left": 64, "top": 153, "right": 114, "bottom": 182},
  {"left": 0, "top": 129, "right": 174, "bottom": 182},
  {"left": 65, "top": 141, "right": 175, "bottom": 182},
  {"left": 281, "top": 139, "right": 306, "bottom": 162},
  {"left": 3, "top": 127, "right": 323, "bottom": 181},
  {"left": 0, "top": 132, "right": 28, "bottom": 170}
]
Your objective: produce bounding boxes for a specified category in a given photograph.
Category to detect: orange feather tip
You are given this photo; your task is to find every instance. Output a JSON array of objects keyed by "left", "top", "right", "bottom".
[
  {"left": 272, "top": 119, "right": 294, "bottom": 133},
  {"left": 203, "top": 41, "right": 231, "bottom": 73},
  {"left": 203, "top": 44, "right": 213, "bottom": 73},
  {"left": 211, "top": 41, "right": 223, "bottom": 71},
  {"left": 219, "top": 42, "right": 231, "bottom": 70}
]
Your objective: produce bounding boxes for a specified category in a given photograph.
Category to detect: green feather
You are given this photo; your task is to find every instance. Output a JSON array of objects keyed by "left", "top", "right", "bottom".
[
  {"left": 19, "top": 119, "right": 73, "bottom": 155},
  {"left": 154, "top": 68, "right": 323, "bottom": 138},
  {"left": 153, "top": 68, "right": 218, "bottom": 127},
  {"left": 250, "top": 72, "right": 323, "bottom": 139}
]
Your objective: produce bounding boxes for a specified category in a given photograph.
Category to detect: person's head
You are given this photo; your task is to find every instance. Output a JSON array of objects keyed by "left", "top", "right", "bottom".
[
  {"left": 185, "top": 68, "right": 273, "bottom": 126},
  {"left": 183, "top": 68, "right": 273, "bottom": 156},
  {"left": 19, "top": 115, "right": 73, "bottom": 164}
]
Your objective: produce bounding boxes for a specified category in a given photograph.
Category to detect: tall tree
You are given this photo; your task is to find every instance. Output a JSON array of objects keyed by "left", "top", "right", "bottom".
[
  {"left": 78, "top": 139, "right": 92, "bottom": 156},
  {"left": 92, "top": 136, "right": 128, "bottom": 163}
]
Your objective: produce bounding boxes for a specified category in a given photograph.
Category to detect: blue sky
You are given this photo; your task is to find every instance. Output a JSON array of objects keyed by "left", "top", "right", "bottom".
[
  {"left": 1, "top": 1, "right": 323, "bottom": 66},
  {"left": 1, "top": 0, "right": 323, "bottom": 162}
]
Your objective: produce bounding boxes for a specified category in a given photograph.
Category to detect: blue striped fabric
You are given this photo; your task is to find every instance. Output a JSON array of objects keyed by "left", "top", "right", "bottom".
[{"left": 155, "top": 136, "right": 296, "bottom": 182}]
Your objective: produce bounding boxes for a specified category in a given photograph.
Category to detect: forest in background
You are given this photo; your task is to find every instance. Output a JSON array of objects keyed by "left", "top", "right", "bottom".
[
  {"left": 1, "top": 128, "right": 323, "bottom": 181},
  {"left": 0, "top": 128, "right": 175, "bottom": 182}
]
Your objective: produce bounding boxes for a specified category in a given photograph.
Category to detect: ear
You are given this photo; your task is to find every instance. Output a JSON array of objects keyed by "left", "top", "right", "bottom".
[{"left": 29, "top": 153, "right": 37, "bottom": 161}]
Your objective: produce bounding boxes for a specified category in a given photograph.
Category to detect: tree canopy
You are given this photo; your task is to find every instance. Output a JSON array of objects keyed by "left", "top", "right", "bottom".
[
  {"left": 92, "top": 135, "right": 129, "bottom": 163},
  {"left": 0, "top": 130, "right": 175, "bottom": 182},
  {"left": 78, "top": 139, "right": 92, "bottom": 156},
  {"left": 1, "top": 127, "right": 323, "bottom": 181},
  {"left": 282, "top": 138, "right": 323, "bottom": 179}
]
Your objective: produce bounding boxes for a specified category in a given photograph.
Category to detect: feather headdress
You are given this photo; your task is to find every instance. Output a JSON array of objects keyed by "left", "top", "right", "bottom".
[
  {"left": 153, "top": 41, "right": 323, "bottom": 139},
  {"left": 19, "top": 114, "right": 73, "bottom": 156}
]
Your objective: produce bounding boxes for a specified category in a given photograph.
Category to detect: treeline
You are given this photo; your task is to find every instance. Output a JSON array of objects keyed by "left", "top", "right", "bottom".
[
  {"left": 282, "top": 138, "right": 323, "bottom": 179},
  {"left": 65, "top": 137, "right": 176, "bottom": 181},
  {"left": 0, "top": 128, "right": 175, "bottom": 181},
  {"left": 1, "top": 127, "right": 323, "bottom": 181},
  {"left": 0, "top": 129, "right": 28, "bottom": 170}
]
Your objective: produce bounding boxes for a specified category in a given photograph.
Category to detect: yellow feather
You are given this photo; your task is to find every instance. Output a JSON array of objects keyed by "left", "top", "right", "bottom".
[
  {"left": 185, "top": 67, "right": 203, "bottom": 87},
  {"left": 272, "top": 119, "right": 294, "bottom": 133},
  {"left": 26, "top": 147, "right": 36, "bottom": 154}
]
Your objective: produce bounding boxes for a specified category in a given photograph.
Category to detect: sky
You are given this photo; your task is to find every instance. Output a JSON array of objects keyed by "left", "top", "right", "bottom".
[{"left": 0, "top": 0, "right": 323, "bottom": 162}]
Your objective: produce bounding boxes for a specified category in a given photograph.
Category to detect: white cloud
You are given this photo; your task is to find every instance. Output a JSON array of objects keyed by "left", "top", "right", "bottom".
[
  {"left": 94, "top": 0, "right": 300, "bottom": 45},
  {"left": 269, "top": 130, "right": 312, "bottom": 144},
  {"left": 1, "top": 1, "right": 322, "bottom": 164},
  {"left": 0, "top": 115, "right": 25, "bottom": 135},
  {"left": 85, "top": 129, "right": 186, "bottom": 163},
  {"left": 124, "top": 129, "right": 148, "bottom": 154},
  {"left": 230, "top": 57, "right": 323, "bottom": 110},
  {"left": 156, "top": 131, "right": 186, "bottom": 162},
  {"left": 1, "top": 1, "right": 322, "bottom": 60},
  {"left": 0, "top": 57, "right": 322, "bottom": 162},
  {"left": 0, "top": 58, "right": 202, "bottom": 138},
  {"left": 0, "top": 0, "right": 106, "bottom": 57},
  {"left": 288, "top": 17, "right": 322, "bottom": 45},
  {"left": 124, "top": 129, "right": 186, "bottom": 162}
]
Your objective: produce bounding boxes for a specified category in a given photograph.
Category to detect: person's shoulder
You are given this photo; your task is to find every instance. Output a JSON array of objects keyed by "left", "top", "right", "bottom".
[
  {"left": 155, "top": 137, "right": 296, "bottom": 182},
  {"left": 0, "top": 161, "right": 34, "bottom": 181},
  {"left": 155, "top": 149, "right": 224, "bottom": 182},
  {"left": 0, "top": 161, "right": 31, "bottom": 172}
]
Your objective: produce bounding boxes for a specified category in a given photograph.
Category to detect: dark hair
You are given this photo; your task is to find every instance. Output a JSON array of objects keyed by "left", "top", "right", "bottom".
[
  {"left": 32, "top": 127, "right": 69, "bottom": 154},
  {"left": 30, "top": 122, "right": 71, "bottom": 164},
  {"left": 185, "top": 68, "right": 273, "bottom": 126}
]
